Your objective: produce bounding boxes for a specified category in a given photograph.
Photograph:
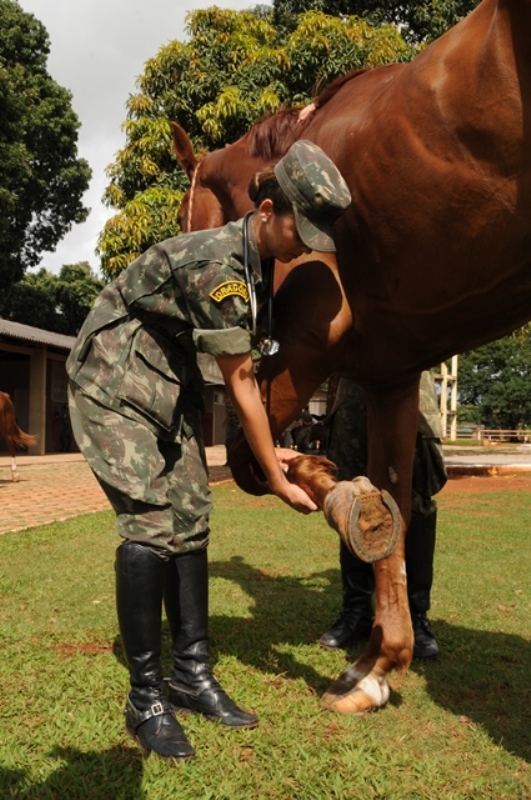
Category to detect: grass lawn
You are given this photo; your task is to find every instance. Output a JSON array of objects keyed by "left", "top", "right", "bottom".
[{"left": 0, "top": 480, "right": 530, "bottom": 799}]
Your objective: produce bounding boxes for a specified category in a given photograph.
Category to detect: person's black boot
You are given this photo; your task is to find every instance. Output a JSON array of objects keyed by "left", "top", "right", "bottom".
[
  {"left": 406, "top": 508, "right": 440, "bottom": 660},
  {"left": 164, "top": 548, "right": 258, "bottom": 729},
  {"left": 319, "top": 541, "right": 374, "bottom": 650},
  {"left": 115, "top": 541, "right": 195, "bottom": 760}
]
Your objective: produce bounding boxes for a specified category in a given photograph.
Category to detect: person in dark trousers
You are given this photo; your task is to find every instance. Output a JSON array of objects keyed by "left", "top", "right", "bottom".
[
  {"left": 320, "top": 371, "right": 447, "bottom": 659},
  {"left": 66, "top": 141, "right": 351, "bottom": 762}
]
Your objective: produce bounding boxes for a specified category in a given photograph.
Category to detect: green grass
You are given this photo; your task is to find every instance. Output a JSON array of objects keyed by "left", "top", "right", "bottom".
[{"left": 0, "top": 482, "right": 530, "bottom": 799}]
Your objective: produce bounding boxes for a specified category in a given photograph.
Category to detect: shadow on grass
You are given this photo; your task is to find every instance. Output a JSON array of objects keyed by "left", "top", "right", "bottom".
[
  {"left": 0, "top": 746, "right": 146, "bottom": 799},
  {"left": 411, "top": 620, "right": 531, "bottom": 763},
  {"left": 208, "top": 555, "right": 345, "bottom": 694},
  {"left": 111, "top": 555, "right": 530, "bottom": 764},
  {"left": 112, "top": 555, "right": 344, "bottom": 697}
]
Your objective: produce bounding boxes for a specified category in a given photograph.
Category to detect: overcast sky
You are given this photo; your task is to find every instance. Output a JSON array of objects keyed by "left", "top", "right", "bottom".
[{"left": 18, "top": 1, "right": 270, "bottom": 276}]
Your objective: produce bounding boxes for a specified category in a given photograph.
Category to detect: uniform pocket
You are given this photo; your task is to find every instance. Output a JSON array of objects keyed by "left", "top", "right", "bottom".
[{"left": 117, "top": 328, "right": 182, "bottom": 431}]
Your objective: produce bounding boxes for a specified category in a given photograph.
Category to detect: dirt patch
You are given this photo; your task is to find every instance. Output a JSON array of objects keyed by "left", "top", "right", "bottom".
[
  {"left": 443, "top": 474, "right": 531, "bottom": 494},
  {"left": 208, "top": 465, "right": 233, "bottom": 484},
  {"left": 54, "top": 642, "right": 114, "bottom": 658}
]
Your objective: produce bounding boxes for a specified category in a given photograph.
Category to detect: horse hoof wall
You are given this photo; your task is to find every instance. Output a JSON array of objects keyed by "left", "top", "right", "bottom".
[{"left": 323, "top": 482, "right": 401, "bottom": 563}]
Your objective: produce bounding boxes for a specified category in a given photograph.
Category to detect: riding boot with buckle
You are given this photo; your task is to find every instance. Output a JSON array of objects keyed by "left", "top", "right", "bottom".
[
  {"left": 115, "top": 541, "right": 195, "bottom": 760},
  {"left": 406, "top": 508, "right": 440, "bottom": 660},
  {"left": 319, "top": 541, "right": 374, "bottom": 650},
  {"left": 164, "top": 547, "right": 258, "bottom": 729}
]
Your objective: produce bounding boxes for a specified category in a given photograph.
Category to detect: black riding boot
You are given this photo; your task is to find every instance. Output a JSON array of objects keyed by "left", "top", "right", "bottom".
[
  {"left": 319, "top": 541, "right": 374, "bottom": 649},
  {"left": 406, "top": 508, "right": 440, "bottom": 660},
  {"left": 115, "top": 541, "right": 195, "bottom": 760},
  {"left": 164, "top": 548, "right": 258, "bottom": 729}
]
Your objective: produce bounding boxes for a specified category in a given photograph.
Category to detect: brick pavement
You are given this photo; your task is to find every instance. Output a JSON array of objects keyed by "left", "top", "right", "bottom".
[{"left": 0, "top": 447, "right": 232, "bottom": 536}]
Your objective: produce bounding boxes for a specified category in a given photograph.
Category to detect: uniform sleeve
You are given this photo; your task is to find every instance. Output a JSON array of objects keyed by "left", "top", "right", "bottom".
[
  {"left": 177, "top": 260, "right": 253, "bottom": 357},
  {"left": 418, "top": 370, "right": 444, "bottom": 438},
  {"left": 192, "top": 326, "right": 252, "bottom": 357}
]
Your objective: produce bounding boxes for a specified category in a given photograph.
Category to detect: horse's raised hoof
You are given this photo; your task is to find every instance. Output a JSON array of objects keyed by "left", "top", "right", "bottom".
[
  {"left": 321, "top": 668, "right": 390, "bottom": 715},
  {"left": 323, "top": 478, "right": 401, "bottom": 562}
]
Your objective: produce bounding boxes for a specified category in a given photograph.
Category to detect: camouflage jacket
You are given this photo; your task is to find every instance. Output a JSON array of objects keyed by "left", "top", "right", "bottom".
[{"left": 67, "top": 218, "right": 269, "bottom": 437}]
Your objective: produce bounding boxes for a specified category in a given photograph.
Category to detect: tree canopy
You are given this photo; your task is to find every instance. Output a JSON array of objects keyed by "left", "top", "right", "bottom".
[
  {"left": 6, "top": 263, "right": 104, "bottom": 336},
  {"left": 96, "top": 2, "right": 531, "bottom": 423},
  {"left": 272, "top": 1, "right": 480, "bottom": 43},
  {"left": 456, "top": 328, "right": 531, "bottom": 430},
  {"left": 98, "top": 6, "right": 415, "bottom": 279},
  {"left": 0, "top": 0, "right": 91, "bottom": 311}
]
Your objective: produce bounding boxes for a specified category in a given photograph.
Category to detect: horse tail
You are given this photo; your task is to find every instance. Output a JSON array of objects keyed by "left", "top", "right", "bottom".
[{"left": 13, "top": 426, "right": 37, "bottom": 449}]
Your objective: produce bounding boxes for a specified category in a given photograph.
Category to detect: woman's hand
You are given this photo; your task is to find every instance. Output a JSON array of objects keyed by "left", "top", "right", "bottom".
[
  {"left": 271, "top": 449, "right": 317, "bottom": 513},
  {"left": 270, "top": 475, "right": 317, "bottom": 514},
  {"left": 216, "top": 352, "right": 317, "bottom": 514},
  {"left": 275, "top": 447, "right": 301, "bottom": 466}
]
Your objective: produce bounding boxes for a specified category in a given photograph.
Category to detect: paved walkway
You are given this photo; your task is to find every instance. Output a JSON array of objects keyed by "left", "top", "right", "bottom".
[
  {"left": 443, "top": 444, "right": 531, "bottom": 476},
  {"left": 2, "top": 445, "right": 531, "bottom": 536},
  {"left": 0, "top": 447, "right": 231, "bottom": 536}
]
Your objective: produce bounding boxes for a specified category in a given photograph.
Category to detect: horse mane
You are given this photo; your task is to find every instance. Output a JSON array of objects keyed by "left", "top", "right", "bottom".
[
  {"left": 245, "top": 68, "right": 369, "bottom": 160},
  {"left": 246, "top": 107, "right": 309, "bottom": 160},
  {"left": 314, "top": 68, "right": 368, "bottom": 109}
]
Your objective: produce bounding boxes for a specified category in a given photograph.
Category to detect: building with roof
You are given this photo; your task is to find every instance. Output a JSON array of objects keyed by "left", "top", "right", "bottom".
[{"left": 0, "top": 319, "right": 229, "bottom": 454}]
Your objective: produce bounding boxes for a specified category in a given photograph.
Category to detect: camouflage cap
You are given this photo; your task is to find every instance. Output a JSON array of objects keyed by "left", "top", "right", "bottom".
[{"left": 274, "top": 140, "right": 351, "bottom": 252}]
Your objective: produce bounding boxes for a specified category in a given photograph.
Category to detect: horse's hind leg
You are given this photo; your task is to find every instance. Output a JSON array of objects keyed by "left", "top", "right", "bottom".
[
  {"left": 11, "top": 459, "right": 20, "bottom": 481},
  {"left": 7, "top": 438, "right": 20, "bottom": 481}
]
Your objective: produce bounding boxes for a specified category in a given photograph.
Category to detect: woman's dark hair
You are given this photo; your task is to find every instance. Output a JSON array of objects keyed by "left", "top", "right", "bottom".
[{"left": 247, "top": 167, "right": 292, "bottom": 215}]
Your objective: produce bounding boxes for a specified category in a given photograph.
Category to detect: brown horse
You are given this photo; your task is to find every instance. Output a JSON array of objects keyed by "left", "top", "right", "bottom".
[
  {"left": 172, "top": 0, "right": 531, "bottom": 715},
  {"left": 0, "top": 392, "right": 36, "bottom": 481}
]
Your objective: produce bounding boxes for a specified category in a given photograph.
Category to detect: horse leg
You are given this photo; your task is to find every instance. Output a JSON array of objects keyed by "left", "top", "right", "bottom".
[
  {"left": 7, "top": 436, "right": 20, "bottom": 482},
  {"left": 320, "top": 379, "right": 420, "bottom": 714}
]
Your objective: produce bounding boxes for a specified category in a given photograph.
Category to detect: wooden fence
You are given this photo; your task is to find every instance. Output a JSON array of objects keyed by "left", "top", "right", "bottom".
[{"left": 447, "top": 426, "right": 531, "bottom": 443}]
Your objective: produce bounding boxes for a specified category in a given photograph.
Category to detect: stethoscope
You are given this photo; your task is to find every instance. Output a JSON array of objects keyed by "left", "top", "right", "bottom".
[{"left": 243, "top": 212, "right": 280, "bottom": 356}]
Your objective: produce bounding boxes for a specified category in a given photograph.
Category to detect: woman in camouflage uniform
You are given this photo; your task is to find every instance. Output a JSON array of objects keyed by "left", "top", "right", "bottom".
[{"left": 67, "top": 140, "right": 351, "bottom": 762}]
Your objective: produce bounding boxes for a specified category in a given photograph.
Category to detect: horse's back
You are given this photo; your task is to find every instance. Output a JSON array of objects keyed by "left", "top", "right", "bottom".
[{"left": 304, "top": 0, "right": 531, "bottom": 375}]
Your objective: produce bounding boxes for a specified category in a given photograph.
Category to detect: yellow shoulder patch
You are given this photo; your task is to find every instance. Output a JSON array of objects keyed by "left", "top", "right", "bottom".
[{"left": 209, "top": 280, "right": 249, "bottom": 304}]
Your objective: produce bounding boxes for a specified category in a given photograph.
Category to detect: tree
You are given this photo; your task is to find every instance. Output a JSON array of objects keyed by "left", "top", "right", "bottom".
[
  {"left": 457, "top": 328, "right": 531, "bottom": 430},
  {"left": 272, "top": 1, "right": 481, "bottom": 43},
  {"left": 98, "top": 7, "right": 415, "bottom": 278},
  {"left": 0, "top": 0, "right": 91, "bottom": 311},
  {"left": 6, "top": 263, "right": 104, "bottom": 336}
]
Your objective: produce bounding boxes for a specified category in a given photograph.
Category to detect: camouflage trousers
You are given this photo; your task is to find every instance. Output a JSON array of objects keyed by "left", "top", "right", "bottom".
[{"left": 68, "top": 382, "right": 212, "bottom": 556}]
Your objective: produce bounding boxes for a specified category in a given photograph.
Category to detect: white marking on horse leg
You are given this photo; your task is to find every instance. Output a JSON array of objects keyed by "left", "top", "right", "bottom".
[
  {"left": 354, "top": 675, "right": 390, "bottom": 708},
  {"left": 321, "top": 669, "right": 391, "bottom": 714},
  {"left": 343, "top": 664, "right": 366, "bottom": 684},
  {"left": 11, "top": 457, "right": 20, "bottom": 482}
]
